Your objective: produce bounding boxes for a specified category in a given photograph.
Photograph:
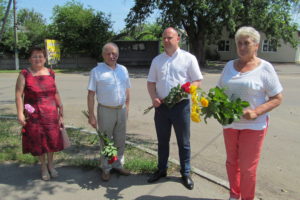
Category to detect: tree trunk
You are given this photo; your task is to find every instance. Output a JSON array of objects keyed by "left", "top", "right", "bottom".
[{"left": 188, "top": 32, "right": 206, "bottom": 67}]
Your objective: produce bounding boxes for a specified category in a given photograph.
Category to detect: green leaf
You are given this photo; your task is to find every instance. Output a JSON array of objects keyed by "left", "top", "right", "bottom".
[
  {"left": 240, "top": 101, "right": 250, "bottom": 107},
  {"left": 196, "top": 86, "right": 250, "bottom": 125}
]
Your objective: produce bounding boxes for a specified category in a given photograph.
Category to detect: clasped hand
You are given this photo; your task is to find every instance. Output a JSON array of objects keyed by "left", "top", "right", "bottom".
[{"left": 243, "top": 109, "right": 258, "bottom": 120}]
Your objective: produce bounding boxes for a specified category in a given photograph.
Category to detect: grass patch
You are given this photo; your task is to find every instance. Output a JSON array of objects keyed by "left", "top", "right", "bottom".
[
  {"left": 0, "top": 119, "right": 172, "bottom": 174},
  {"left": 0, "top": 119, "right": 39, "bottom": 164},
  {"left": 124, "top": 145, "right": 157, "bottom": 173},
  {"left": 0, "top": 70, "right": 21, "bottom": 73}
]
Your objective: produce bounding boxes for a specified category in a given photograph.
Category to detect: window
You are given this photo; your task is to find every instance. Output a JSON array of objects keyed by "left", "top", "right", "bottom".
[
  {"left": 119, "top": 43, "right": 146, "bottom": 51},
  {"left": 218, "top": 40, "right": 230, "bottom": 51},
  {"left": 132, "top": 43, "right": 146, "bottom": 51},
  {"left": 262, "top": 39, "right": 277, "bottom": 52}
]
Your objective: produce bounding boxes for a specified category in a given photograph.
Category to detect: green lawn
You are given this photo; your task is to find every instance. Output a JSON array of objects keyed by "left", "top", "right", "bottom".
[{"left": 0, "top": 70, "right": 21, "bottom": 73}]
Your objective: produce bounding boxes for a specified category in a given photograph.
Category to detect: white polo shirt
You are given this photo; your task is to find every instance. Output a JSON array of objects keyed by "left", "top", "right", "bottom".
[
  {"left": 88, "top": 62, "right": 131, "bottom": 106},
  {"left": 147, "top": 48, "right": 203, "bottom": 99}
]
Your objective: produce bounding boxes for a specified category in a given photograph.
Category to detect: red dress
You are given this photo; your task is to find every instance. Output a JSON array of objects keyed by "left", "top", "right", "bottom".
[{"left": 21, "top": 68, "right": 63, "bottom": 156}]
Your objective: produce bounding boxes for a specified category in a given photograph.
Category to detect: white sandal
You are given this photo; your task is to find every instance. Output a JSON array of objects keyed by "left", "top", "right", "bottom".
[
  {"left": 41, "top": 169, "right": 50, "bottom": 181},
  {"left": 48, "top": 166, "right": 58, "bottom": 178}
]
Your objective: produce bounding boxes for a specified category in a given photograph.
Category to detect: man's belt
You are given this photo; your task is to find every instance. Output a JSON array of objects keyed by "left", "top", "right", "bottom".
[{"left": 99, "top": 103, "right": 123, "bottom": 109}]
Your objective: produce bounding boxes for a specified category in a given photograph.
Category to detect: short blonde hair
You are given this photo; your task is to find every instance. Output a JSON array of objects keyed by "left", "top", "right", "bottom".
[{"left": 235, "top": 26, "right": 260, "bottom": 44}]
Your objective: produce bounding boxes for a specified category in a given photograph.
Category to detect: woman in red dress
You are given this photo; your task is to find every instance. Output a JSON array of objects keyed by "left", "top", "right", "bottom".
[{"left": 15, "top": 47, "right": 64, "bottom": 181}]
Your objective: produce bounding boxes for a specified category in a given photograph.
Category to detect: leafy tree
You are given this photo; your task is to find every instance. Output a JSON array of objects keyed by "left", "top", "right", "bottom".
[
  {"left": 117, "top": 23, "right": 162, "bottom": 41},
  {"left": 0, "top": 0, "right": 13, "bottom": 53},
  {"left": 0, "top": 0, "right": 12, "bottom": 27},
  {"left": 126, "top": 0, "right": 300, "bottom": 66},
  {"left": 0, "top": 0, "right": 5, "bottom": 16},
  {"left": 1, "top": 6, "right": 46, "bottom": 56},
  {"left": 50, "top": 1, "right": 113, "bottom": 58},
  {"left": 17, "top": 8, "right": 47, "bottom": 55},
  {"left": 18, "top": 8, "right": 46, "bottom": 38}
]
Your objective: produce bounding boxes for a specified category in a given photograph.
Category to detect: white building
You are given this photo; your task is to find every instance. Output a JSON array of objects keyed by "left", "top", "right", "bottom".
[{"left": 207, "top": 30, "right": 300, "bottom": 63}]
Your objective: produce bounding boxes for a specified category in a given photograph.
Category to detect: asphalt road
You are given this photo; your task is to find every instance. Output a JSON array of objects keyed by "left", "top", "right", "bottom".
[{"left": 1, "top": 63, "right": 299, "bottom": 200}]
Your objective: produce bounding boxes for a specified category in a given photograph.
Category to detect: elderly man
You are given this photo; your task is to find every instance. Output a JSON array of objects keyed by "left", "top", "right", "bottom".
[
  {"left": 147, "top": 27, "right": 203, "bottom": 190},
  {"left": 87, "top": 42, "right": 131, "bottom": 181}
]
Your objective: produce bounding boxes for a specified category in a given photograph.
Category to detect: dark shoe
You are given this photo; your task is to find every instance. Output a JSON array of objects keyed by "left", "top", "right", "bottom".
[
  {"left": 182, "top": 175, "right": 194, "bottom": 190},
  {"left": 115, "top": 168, "right": 131, "bottom": 176},
  {"left": 147, "top": 170, "right": 167, "bottom": 183},
  {"left": 101, "top": 171, "right": 111, "bottom": 182}
]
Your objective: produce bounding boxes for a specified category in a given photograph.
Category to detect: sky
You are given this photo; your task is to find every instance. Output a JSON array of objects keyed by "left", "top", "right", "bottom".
[
  {"left": 15, "top": 0, "right": 300, "bottom": 31},
  {"left": 16, "top": 0, "right": 141, "bottom": 32}
]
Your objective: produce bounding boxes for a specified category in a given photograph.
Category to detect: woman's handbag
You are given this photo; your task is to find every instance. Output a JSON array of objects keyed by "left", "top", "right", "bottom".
[{"left": 60, "top": 124, "right": 71, "bottom": 149}]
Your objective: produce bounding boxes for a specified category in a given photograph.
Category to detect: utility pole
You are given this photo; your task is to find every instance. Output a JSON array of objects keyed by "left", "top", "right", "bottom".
[
  {"left": 13, "top": 0, "right": 19, "bottom": 70},
  {"left": 0, "top": 0, "right": 13, "bottom": 42}
]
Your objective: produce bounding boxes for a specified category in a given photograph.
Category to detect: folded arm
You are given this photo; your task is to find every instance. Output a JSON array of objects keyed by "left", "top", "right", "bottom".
[{"left": 243, "top": 93, "right": 283, "bottom": 120}]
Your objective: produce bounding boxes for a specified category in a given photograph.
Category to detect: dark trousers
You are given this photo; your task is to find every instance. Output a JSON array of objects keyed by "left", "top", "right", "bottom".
[{"left": 154, "top": 99, "right": 191, "bottom": 176}]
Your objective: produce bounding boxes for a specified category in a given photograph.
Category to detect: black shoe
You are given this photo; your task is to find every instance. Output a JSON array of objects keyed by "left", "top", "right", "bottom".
[
  {"left": 147, "top": 170, "right": 167, "bottom": 183},
  {"left": 182, "top": 175, "right": 194, "bottom": 190}
]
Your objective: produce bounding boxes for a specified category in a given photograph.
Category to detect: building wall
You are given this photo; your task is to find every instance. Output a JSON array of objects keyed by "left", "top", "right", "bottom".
[
  {"left": 258, "top": 32, "right": 297, "bottom": 62},
  {"left": 294, "top": 44, "right": 300, "bottom": 64},
  {"left": 207, "top": 30, "right": 299, "bottom": 63}
]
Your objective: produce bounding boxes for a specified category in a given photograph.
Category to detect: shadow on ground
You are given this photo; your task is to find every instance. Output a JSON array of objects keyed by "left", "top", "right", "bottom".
[
  {"left": 0, "top": 163, "right": 148, "bottom": 199},
  {"left": 0, "top": 163, "right": 222, "bottom": 200}
]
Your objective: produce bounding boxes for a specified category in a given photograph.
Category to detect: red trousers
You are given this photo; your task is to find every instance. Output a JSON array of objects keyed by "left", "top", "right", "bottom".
[{"left": 223, "top": 128, "right": 267, "bottom": 200}]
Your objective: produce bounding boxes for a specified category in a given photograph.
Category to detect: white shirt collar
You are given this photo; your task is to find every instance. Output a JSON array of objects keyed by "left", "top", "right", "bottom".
[{"left": 164, "top": 48, "right": 181, "bottom": 58}]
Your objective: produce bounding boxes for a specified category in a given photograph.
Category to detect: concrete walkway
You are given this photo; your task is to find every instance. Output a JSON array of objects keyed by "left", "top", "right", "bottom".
[{"left": 0, "top": 162, "right": 228, "bottom": 200}]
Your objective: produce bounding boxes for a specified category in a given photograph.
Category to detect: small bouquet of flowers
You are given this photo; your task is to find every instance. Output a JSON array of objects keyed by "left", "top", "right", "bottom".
[
  {"left": 82, "top": 111, "right": 118, "bottom": 164},
  {"left": 143, "top": 82, "right": 192, "bottom": 114},
  {"left": 21, "top": 104, "right": 35, "bottom": 134},
  {"left": 24, "top": 104, "right": 35, "bottom": 114}
]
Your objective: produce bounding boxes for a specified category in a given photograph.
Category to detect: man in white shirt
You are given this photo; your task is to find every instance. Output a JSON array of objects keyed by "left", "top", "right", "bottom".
[
  {"left": 87, "top": 42, "right": 131, "bottom": 181},
  {"left": 147, "top": 27, "right": 203, "bottom": 190}
]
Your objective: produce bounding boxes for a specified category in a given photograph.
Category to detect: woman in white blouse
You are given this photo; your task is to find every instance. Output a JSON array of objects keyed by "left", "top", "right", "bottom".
[{"left": 218, "top": 26, "right": 283, "bottom": 200}]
